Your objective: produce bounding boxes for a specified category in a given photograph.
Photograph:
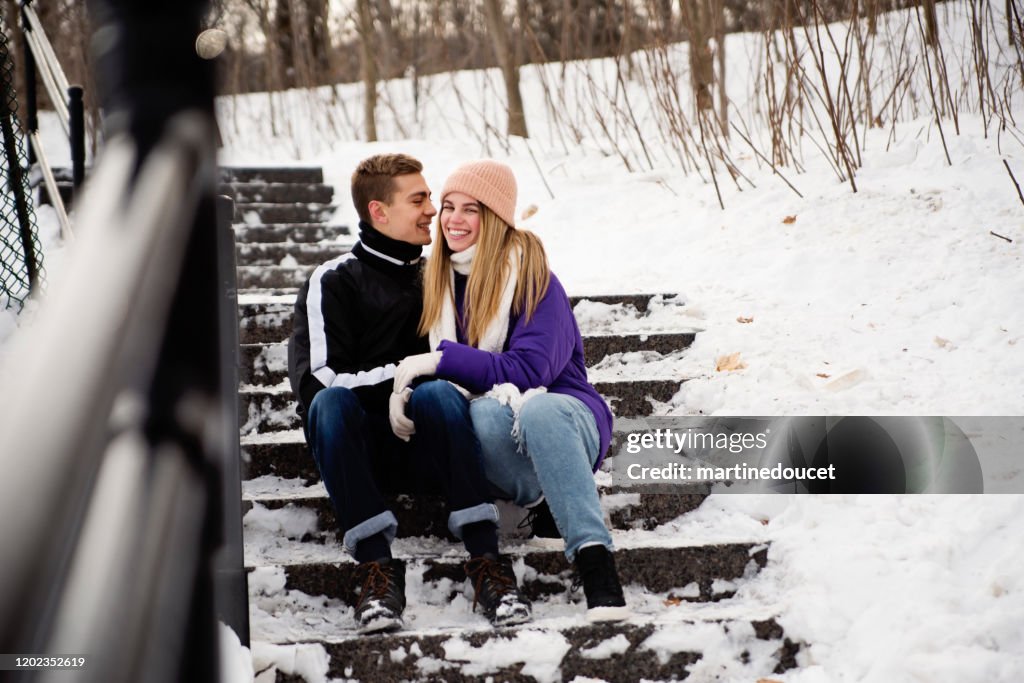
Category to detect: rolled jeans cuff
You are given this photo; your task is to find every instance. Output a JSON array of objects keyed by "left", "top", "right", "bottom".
[
  {"left": 447, "top": 502, "right": 499, "bottom": 540},
  {"left": 343, "top": 510, "right": 398, "bottom": 555}
]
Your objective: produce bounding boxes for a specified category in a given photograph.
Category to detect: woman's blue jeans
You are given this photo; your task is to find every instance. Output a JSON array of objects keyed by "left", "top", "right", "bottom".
[
  {"left": 307, "top": 381, "right": 498, "bottom": 557},
  {"left": 470, "top": 392, "right": 613, "bottom": 560}
]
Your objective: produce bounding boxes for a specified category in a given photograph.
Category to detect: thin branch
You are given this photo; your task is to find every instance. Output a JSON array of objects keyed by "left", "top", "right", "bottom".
[
  {"left": 1004, "top": 159, "right": 1024, "bottom": 207},
  {"left": 730, "top": 122, "right": 804, "bottom": 198}
]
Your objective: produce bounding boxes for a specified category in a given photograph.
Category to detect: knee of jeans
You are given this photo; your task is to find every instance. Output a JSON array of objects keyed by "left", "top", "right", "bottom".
[
  {"left": 517, "top": 394, "right": 571, "bottom": 438},
  {"left": 470, "top": 399, "right": 510, "bottom": 442},
  {"left": 409, "top": 380, "right": 464, "bottom": 418},
  {"left": 309, "top": 386, "right": 361, "bottom": 426}
]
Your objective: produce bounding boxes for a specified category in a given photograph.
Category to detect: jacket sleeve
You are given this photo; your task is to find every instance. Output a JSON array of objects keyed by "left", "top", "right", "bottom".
[
  {"left": 434, "top": 277, "right": 575, "bottom": 393},
  {"left": 288, "top": 266, "right": 396, "bottom": 415}
]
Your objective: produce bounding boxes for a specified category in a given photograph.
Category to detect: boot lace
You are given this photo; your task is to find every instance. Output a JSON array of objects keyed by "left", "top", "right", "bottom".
[
  {"left": 356, "top": 562, "right": 395, "bottom": 608},
  {"left": 465, "top": 557, "right": 516, "bottom": 612},
  {"left": 516, "top": 507, "right": 541, "bottom": 533}
]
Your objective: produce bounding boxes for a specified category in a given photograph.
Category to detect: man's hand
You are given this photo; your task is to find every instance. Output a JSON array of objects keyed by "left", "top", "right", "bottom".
[
  {"left": 393, "top": 351, "right": 442, "bottom": 393},
  {"left": 389, "top": 388, "right": 416, "bottom": 442}
]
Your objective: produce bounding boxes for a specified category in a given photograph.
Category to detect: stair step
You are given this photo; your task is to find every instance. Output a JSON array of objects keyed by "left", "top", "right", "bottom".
[
  {"left": 232, "top": 223, "right": 350, "bottom": 244},
  {"left": 219, "top": 166, "right": 324, "bottom": 184},
  {"left": 237, "top": 293, "right": 688, "bottom": 345},
  {"left": 242, "top": 485, "right": 706, "bottom": 539},
  {"left": 255, "top": 616, "right": 796, "bottom": 683},
  {"left": 234, "top": 203, "right": 334, "bottom": 225},
  {"left": 258, "top": 543, "right": 766, "bottom": 606},
  {"left": 240, "top": 429, "right": 696, "bottom": 489},
  {"left": 236, "top": 242, "right": 353, "bottom": 268},
  {"left": 238, "top": 332, "right": 695, "bottom": 385},
  {"left": 238, "top": 379, "right": 684, "bottom": 434},
  {"left": 237, "top": 265, "right": 312, "bottom": 291},
  {"left": 221, "top": 182, "right": 334, "bottom": 205}
]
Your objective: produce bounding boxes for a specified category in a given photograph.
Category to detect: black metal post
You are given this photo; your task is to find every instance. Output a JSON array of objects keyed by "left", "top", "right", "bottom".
[
  {"left": 68, "top": 84, "right": 85, "bottom": 193},
  {"left": 0, "top": 31, "right": 38, "bottom": 294},
  {"left": 87, "top": 0, "right": 221, "bottom": 679},
  {"left": 20, "top": 5, "right": 36, "bottom": 166},
  {"left": 214, "top": 192, "right": 250, "bottom": 647}
]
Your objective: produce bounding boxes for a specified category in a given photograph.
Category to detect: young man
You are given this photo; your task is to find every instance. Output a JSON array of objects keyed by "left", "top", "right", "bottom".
[{"left": 287, "top": 154, "right": 530, "bottom": 634}]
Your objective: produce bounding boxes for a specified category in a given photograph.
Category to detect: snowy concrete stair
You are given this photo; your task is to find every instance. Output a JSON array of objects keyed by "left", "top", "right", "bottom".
[
  {"left": 232, "top": 224, "right": 349, "bottom": 245},
  {"left": 227, "top": 165, "right": 799, "bottom": 680},
  {"left": 241, "top": 466, "right": 709, "bottom": 539},
  {"left": 236, "top": 291, "right": 699, "bottom": 432},
  {"left": 238, "top": 333, "right": 695, "bottom": 387},
  {"left": 222, "top": 165, "right": 339, "bottom": 235},
  {"left": 245, "top": 518, "right": 797, "bottom": 680},
  {"left": 264, "top": 619, "right": 797, "bottom": 682}
]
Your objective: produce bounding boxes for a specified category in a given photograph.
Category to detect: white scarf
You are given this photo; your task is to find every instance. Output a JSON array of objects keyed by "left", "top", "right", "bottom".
[
  {"left": 429, "top": 245, "right": 546, "bottom": 427},
  {"left": 429, "top": 244, "right": 515, "bottom": 355}
]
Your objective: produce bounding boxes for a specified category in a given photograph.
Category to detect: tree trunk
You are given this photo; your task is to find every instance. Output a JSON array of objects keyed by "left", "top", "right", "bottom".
[
  {"left": 713, "top": 0, "right": 727, "bottom": 134},
  {"left": 621, "top": 0, "right": 634, "bottom": 78},
  {"left": 356, "top": 0, "right": 378, "bottom": 141},
  {"left": 307, "top": 0, "right": 333, "bottom": 82},
  {"left": 681, "top": 0, "right": 714, "bottom": 112},
  {"left": 560, "top": 0, "right": 572, "bottom": 78},
  {"left": 922, "top": 0, "right": 938, "bottom": 46},
  {"left": 376, "top": 0, "right": 400, "bottom": 80},
  {"left": 482, "top": 0, "right": 529, "bottom": 137},
  {"left": 866, "top": 0, "right": 878, "bottom": 35},
  {"left": 273, "top": 0, "right": 295, "bottom": 88}
]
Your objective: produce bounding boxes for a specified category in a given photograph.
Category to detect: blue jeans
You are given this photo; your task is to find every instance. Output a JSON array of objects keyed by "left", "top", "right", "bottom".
[
  {"left": 307, "top": 381, "right": 498, "bottom": 557},
  {"left": 470, "top": 392, "right": 613, "bottom": 560}
]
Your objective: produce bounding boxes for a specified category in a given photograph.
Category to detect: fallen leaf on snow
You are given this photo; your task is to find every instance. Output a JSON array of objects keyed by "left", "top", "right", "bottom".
[
  {"left": 934, "top": 336, "right": 955, "bottom": 350},
  {"left": 520, "top": 204, "right": 538, "bottom": 220},
  {"left": 737, "top": 316, "right": 754, "bottom": 324},
  {"left": 716, "top": 352, "right": 747, "bottom": 372},
  {"left": 664, "top": 596, "right": 684, "bottom": 606},
  {"left": 758, "top": 679, "right": 784, "bottom": 683},
  {"left": 782, "top": 215, "right": 797, "bottom": 224},
  {"left": 816, "top": 373, "right": 831, "bottom": 378},
  {"left": 824, "top": 368, "right": 866, "bottom": 392}
]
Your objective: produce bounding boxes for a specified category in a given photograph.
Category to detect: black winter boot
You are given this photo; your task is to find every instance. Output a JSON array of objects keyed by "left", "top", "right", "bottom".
[
  {"left": 353, "top": 558, "right": 406, "bottom": 634},
  {"left": 464, "top": 554, "right": 532, "bottom": 627},
  {"left": 517, "top": 499, "right": 561, "bottom": 539},
  {"left": 573, "top": 545, "right": 629, "bottom": 622}
]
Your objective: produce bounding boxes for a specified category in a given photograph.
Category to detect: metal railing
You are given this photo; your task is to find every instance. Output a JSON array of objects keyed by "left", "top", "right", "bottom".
[
  {"left": 19, "top": 0, "right": 88, "bottom": 240},
  {"left": 0, "top": 0, "right": 244, "bottom": 679}
]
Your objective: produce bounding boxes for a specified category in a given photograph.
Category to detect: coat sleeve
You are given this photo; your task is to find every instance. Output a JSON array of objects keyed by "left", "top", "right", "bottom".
[
  {"left": 434, "top": 277, "right": 575, "bottom": 393},
  {"left": 288, "top": 267, "right": 396, "bottom": 416}
]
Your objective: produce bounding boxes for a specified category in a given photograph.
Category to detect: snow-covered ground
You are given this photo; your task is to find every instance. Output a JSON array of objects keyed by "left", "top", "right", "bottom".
[{"left": 2, "top": 2, "right": 1022, "bottom": 681}]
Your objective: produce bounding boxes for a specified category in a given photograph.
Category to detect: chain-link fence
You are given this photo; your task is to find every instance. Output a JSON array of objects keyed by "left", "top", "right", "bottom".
[{"left": 0, "top": 17, "right": 45, "bottom": 313}]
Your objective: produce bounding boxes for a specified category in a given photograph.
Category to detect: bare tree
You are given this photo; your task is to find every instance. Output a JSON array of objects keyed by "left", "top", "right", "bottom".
[
  {"left": 681, "top": 0, "right": 714, "bottom": 112},
  {"left": 481, "top": 0, "right": 529, "bottom": 137},
  {"left": 356, "top": 0, "right": 378, "bottom": 141},
  {"left": 921, "top": 0, "right": 938, "bottom": 47},
  {"left": 712, "top": 0, "right": 727, "bottom": 134},
  {"left": 375, "top": 0, "right": 400, "bottom": 80}
]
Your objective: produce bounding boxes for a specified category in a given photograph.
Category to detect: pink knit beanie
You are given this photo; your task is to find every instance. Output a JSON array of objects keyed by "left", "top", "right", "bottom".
[{"left": 441, "top": 160, "right": 517, "bottom": 227}]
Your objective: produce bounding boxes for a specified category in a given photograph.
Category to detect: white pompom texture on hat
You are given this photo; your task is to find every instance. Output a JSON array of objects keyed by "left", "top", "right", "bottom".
[{"left": 196, "top": 29, "right": 228, "bottom": 60}]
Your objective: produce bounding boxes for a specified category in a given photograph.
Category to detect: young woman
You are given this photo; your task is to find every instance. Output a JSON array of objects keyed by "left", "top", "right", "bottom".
[{"left": 390, "top": 159, "right": 628, "bottom": 622}]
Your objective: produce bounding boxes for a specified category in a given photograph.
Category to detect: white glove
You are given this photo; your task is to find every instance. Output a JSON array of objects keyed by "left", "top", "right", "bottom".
[
  {"left": 389, "top": 388, "right": 415, "bottom": 442},
  {"left": 393, "top": 351, "right": 442, "bottom": 394}
]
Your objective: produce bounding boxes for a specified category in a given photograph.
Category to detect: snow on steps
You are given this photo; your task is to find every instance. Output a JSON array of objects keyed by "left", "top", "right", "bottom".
[
  {"left": 225, "top": 166, "right": 798, "bottom": 681},
  {"left": 240, "top": 333, "right": 696, "bottom": 385}
]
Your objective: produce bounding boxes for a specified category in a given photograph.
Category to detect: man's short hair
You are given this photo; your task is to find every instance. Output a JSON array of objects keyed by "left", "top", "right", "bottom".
[{"left": 351, "top": 153, "right": 424, "bottom": 224}]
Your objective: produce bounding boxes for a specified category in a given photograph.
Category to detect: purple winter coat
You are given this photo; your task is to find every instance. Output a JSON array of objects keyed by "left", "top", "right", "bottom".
[{"left": 434, "top": 271, "right": 614, "bottom": 468}]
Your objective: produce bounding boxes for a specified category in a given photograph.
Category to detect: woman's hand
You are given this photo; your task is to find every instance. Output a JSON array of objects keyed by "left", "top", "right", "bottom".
[
  {"left": 393, "top": 351, "right": 442, "bottom": 393},
  {"left": 389, "top": 388, "right": 415, "bottom": 442}
]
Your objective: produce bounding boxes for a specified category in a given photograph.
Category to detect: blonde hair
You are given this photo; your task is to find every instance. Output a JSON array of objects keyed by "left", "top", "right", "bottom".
[{"left": 420, "top": 206, "right": 550, "bottom": 347}]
